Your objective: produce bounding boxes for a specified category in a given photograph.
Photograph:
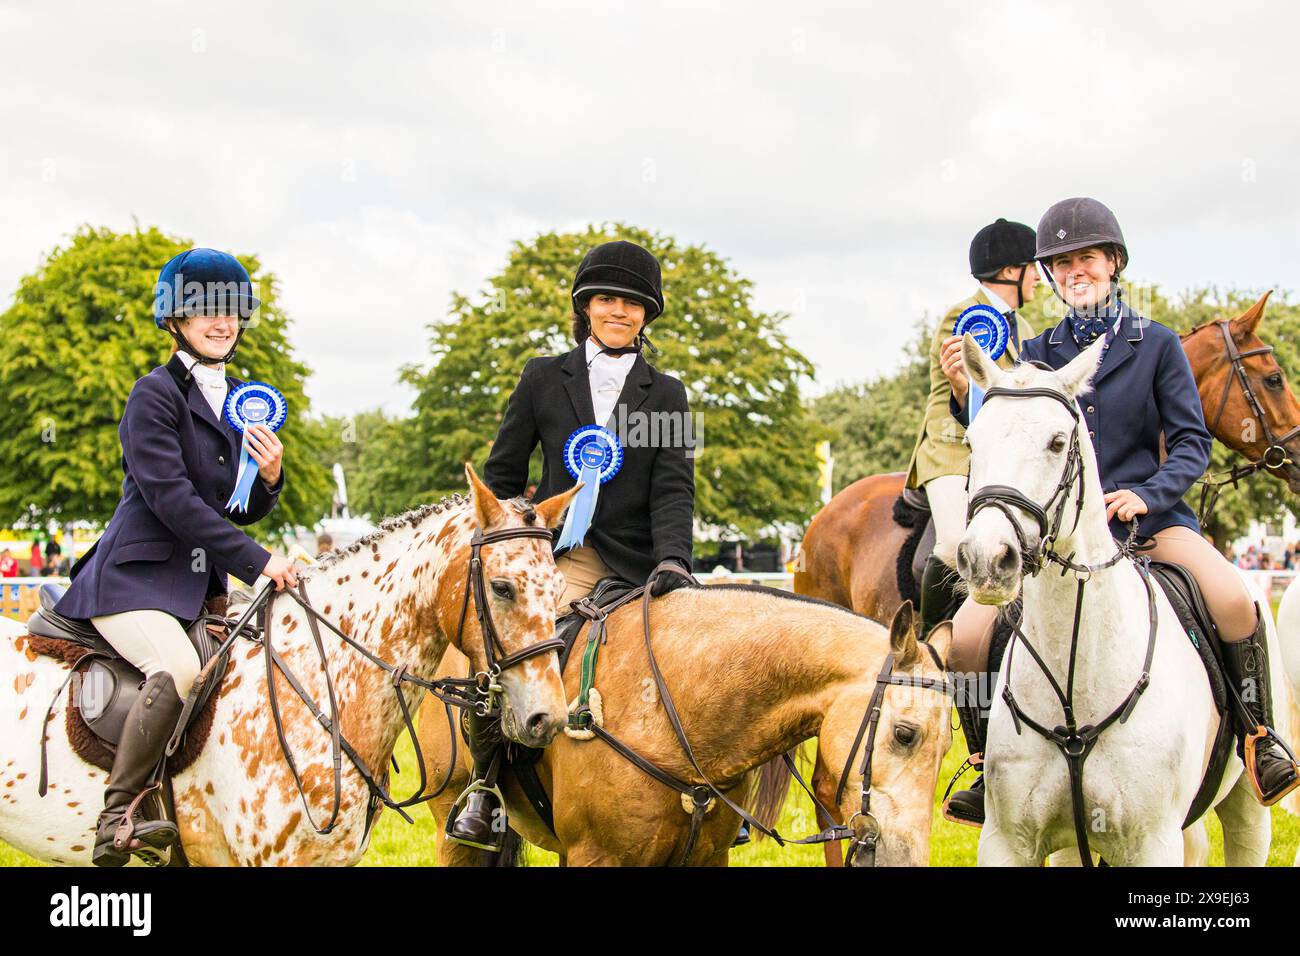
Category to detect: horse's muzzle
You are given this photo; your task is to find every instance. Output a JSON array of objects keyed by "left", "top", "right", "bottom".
[{"left": 956, "top": 539, "right": 1022, "bottom": 605}]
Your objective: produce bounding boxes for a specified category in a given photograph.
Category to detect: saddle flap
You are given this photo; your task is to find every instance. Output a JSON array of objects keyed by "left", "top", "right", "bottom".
[{"left": 1147, "top": 560, "right": 1227, "bottom": 714}]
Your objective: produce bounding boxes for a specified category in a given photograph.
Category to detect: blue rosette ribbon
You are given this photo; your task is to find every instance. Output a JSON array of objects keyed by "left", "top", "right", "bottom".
[
  {"left": 554, "top": 425, "right": 624, "bottom": 554},
  {"left": 223, "top": 382, "right": 287, "bottom": 514},
  {"left": 954, "top": 304, "right": 1010, "bottom": 420}
]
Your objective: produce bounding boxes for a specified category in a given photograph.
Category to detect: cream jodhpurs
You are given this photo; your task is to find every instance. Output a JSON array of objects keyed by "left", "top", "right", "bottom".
[
  {"left": 91, "top": 609, "right": 201, "bottom": 699},
  {"left": 554, "top": 546, "right": 616, "bottom": 609},
  {"left": 925, "top": 474, "right": 969, "bottom": 567}
]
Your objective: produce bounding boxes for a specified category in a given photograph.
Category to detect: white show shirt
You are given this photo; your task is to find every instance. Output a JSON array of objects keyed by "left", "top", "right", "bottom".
[
  {"left": 178, "top": 351, "right": 229, "bottom": 421},
  {"left": 585, "top": 338, "right": 636, "bottom": 427}
]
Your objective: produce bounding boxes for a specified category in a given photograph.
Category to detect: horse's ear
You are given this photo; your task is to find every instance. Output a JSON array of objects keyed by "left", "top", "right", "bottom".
[
  {"left": 1230, "top": 290, "right": 1272, "bottom": 340},
  {"left": 962, "top": 333, "right": 1005, "bottom": 392},
  {"left": 534, "top": 482, "right": 584, "bottom": 530},
  {"left": 889, "top": 600, "right": 921, "bottom": 668},
  {"left": 464, "top": 463, "right": 506, "bottom": 529},
  {"left": 1055, "top": 335, "right": 1106, "bottom": 399},
  {"left": 924, "top": 619, "right": 953, "bottom": 665}
]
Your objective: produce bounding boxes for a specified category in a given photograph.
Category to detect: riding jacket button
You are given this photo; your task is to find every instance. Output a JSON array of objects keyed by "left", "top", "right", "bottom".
[
  {"left": 1089, "top": 430, "right": 1096, "bottom": 439},
  {"left": 218, "top": 455, "right": 226, "bottom": 465},
  {"left": 1087, "top": 406, "right": 1095, "bottom": 414}
]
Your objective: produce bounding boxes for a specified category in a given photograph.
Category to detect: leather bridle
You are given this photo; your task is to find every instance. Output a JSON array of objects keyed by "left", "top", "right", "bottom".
[
  {"left": 963, "top": 383, "right": 1154, "bottom": 867},
  {"left": 567, "top": 561, "right": 955, "bottom": 866},
  {"left": 174, "top": 522, "right": 563, "bottom": 842},
  {"left": 832, "top": 640, "right": 955, "bottom": 867},
  {"left": 1195, "top": 320, "right": 1300, "bottom": 525}
]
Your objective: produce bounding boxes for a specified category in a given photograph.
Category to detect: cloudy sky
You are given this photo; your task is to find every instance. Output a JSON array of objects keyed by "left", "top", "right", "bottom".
[{"left": 1, "top": 1, "right": 1296, "bottom": 417}]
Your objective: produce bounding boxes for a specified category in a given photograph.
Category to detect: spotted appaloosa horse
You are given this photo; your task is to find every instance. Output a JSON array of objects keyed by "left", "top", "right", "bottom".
[{"left": 0, "top": 466, "right": 576, "bottom": 866}]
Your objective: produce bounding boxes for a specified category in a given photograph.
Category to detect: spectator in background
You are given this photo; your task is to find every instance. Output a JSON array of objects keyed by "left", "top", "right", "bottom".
[
  {"left": 0, "top": 549, "right": 18, "bottom": 578},
  {"left": 315, "top": 532, "right": 334, "bottom": 558},
  {"left": 45, "top": 536, "right": 62, "bottom": 574},
  {"left": 28, "top": 539, "right": 43, "bottom": 576}
]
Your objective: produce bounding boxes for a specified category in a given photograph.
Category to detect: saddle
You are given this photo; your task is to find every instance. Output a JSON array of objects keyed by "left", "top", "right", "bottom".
[
  {"left": 892, "top": 488, "right": 936, "bottom": 609},
  {"left": 25, "top": 584, "right": 231, "bottom": 776},
  {"left": 987, "top": 561, "right": 1236, "bottom": 829}
]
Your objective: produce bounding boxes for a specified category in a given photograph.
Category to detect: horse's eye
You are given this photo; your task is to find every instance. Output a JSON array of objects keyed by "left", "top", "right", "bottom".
[
  {"left": 893, "top": 725, "right": 918, "bottom": 747},
  {"left": 1266, "top": 373, "right": 1284, "bottom": 390},
  {"left": 490, "top": 580, "right": 516, "bottom": 601},
  {"left": 1048, "top": 434, "right": 1067, "bottom": 453}
]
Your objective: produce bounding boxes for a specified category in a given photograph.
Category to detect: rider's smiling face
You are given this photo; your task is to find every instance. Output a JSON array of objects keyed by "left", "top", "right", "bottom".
[
  {"left": 1050, "top": 246, "right": 1116, "bottom": 312},
  {"left": 586, "top": 294, "right": 645, "bottom": 349},
  {"left": 171, "top": 313, "right": 239, "bottom": 360}
]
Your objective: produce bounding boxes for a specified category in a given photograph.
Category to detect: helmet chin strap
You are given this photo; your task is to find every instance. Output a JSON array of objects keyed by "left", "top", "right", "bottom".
[
  {"left": 167, "top": 319, "right": 244, "bottom": 368},
  {"left": 981, "top": 263, "right": 1032, "bottom": 310}
]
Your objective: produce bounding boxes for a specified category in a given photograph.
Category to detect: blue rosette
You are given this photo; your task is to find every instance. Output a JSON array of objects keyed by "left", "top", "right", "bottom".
[
  {"left": 555, "top": 425, "right": 623, "bottom": 554},
  {"left": 954, "top": 305, "right": 1011, "bottom": 420},
  {"left": 223, "top": 382, "right": 287, "bottom": 513}
]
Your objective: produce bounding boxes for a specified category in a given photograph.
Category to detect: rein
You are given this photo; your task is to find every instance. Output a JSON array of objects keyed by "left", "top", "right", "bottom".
[
  {"left": 173, "top": 523, "right": 560, "bottom": 840},
  {"left": 966, "top": 383, "right": 1155, "bottom": 867},
  {"left": 573, "top": 561, "right": 954, "bottom": 866},
  {"left": 1194, "top": 320, "right": 1300, "bottom": 526}
]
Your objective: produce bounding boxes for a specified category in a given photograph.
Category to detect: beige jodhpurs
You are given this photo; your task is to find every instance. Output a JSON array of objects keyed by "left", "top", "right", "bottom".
[
  {"left": 948, "top": 524, "right": 1260, "bottom": 676},
  {"left": 925, "top": 474, "right": 969, "bottom": 566},
  {"left": 91, "top": 609, "right": 202, "bottom": 698},
  {"left": 555, "top": 546, "right": 616, "bottom": 609}
]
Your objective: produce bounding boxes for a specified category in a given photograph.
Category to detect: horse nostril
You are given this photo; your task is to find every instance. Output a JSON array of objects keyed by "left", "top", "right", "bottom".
[
  {"left": 994, "top": 543, "right": 1019, "bottom": 576},
  {"left": 956, "top": 543, "right": 972, "bottom": 579},
  {"left": 526, "top": 711, "right": 554, "bottom": 742}
]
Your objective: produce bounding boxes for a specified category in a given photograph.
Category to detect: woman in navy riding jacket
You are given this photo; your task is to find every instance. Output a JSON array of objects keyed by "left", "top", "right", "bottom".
[
  {"left": 937, "top": 198, "right": 1299, "bottom": 825},
  {"left": 56, "top": 248, "right": 297, "bottom": 866}
]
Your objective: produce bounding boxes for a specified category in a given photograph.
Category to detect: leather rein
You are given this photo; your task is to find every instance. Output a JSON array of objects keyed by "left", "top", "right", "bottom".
[
  {"left": 1195, "top": 320, "right": 1300, "bottom": 526},
  {"left": 178, "top": 524, "right": 561, "bottom": 840},
  {"left": 570, "top": 561, "right": 955, "bottom": 866},
  {"left": 966, "top": 384, "right": 1154, "bottom": 867}
]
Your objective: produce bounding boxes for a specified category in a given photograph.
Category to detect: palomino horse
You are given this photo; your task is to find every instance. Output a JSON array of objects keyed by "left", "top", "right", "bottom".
[
  {"left": 959, "top": 335, "right": 1257, "bottom": 866},
  {"left": 797, "top": 291, "right": 1300, "bottom": 621},
  {"left": 0, "top": 466, "right": 575, "bottom": 866},
  {"left": 417, "top": 594, "right": 954, "bottom": 866}
]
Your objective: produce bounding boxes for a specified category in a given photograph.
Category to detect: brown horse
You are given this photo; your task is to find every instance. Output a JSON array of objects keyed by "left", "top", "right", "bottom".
[
  {"left": 418, "top": 594, "right": 953, "bottom": 866},
  {"left": 797, "top": 291, "right": 1300, "bottom": 621},
  {"left": 794, "top": 292, "right": 1300, "bottom": 863}
]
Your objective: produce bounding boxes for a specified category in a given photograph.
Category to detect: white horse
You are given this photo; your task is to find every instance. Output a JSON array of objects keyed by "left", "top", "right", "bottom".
[
  {"left": 0, "top": 466, "right": 576, "bottom": 866},
  {"left": 958, "top": 335, "right": 1268, "bottom": 866}
]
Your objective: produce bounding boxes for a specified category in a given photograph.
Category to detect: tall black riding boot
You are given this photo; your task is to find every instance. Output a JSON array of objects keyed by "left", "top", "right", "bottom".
[
  {"left": 92, "top": 672, "right": 184, "bottom": 867},
  {"left": 943, "top": 689, "right": 989, "bottom": 828},
  {"left": 446, "top": 707, "right": 507, "bottom": 852},
  {"left": 1222, "top": 607, "right": 1300, "bottom": 806},
  {"left": 919, "top": 556, "right": 963, "bottom": 643}
]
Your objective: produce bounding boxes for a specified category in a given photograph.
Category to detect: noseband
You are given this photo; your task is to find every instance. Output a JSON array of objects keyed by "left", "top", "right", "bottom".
[
  {"left": 454, "top": 525, "right": 567, "bottom": 713},
  {"left": 1197, "top": 320, "right": 1300, "bottom": 524}
]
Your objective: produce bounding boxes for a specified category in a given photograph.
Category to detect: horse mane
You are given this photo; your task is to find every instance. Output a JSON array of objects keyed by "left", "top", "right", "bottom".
[{"left": 701, "top": 582, "right": 879, "bottom": 625}]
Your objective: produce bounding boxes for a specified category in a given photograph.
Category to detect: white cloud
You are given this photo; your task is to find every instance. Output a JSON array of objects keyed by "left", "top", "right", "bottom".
[{"left": 0, "top": 0, "right": 1296, "bottom": 418}]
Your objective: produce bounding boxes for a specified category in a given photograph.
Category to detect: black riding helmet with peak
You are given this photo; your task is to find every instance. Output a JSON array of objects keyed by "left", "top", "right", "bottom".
[
  {"left": 969, "top": 218, "right": 1037, "bottom": 309},
  {"left": 1036, "top": 197, "right": 1128, "bottom": 285},
  {"left": 570, "top": 240, "right": 664, "bottom": 352}
]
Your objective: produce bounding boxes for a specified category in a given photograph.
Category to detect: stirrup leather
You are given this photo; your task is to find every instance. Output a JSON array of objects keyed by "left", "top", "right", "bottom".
[
  {"left": 1243, "top": 725, "right": 1300, "bottom": 807},
  {"left": 941, "top": 752, "right": 984, "bottom": 828},
  {"left": 444, "top": 779, "right": 508, "bottom": 852}
]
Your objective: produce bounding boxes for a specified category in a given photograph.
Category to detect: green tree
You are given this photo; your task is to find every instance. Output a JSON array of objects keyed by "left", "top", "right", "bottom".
[
  {"left": 0, "top": 224, "right": 331, "bottom": 535},
  {"left": 304, "top": 409, "right": 413, "bottom": 520},
  {"left": 398, "top": 223, "right": 826, "bottom": 536}
]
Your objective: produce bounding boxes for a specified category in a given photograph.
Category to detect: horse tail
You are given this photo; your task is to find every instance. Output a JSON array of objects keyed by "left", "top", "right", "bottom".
[
  {"left": 490, "top": 828, "right": 526, "bottom": 867},
  {"left": 748, "top": 752, "right": 794, "bottom": 840}
]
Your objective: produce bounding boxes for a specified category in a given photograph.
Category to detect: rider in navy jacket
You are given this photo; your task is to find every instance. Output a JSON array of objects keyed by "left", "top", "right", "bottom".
[
  {"left": 941, "top": 198, "right": 1298, "bottom": 822},
  {"left": 952, "top": 299, "right": 1212, "bottom": 543},
  {"left": 63, "top": 248, "right": 298, "bottom": 867},
  {"left": 56, "top": 353, "right": 283, "bottom": 620}
]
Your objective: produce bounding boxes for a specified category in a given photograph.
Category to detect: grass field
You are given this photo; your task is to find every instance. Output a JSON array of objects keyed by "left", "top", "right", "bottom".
[{"left": 4, "top": 723, "right": 1297, "bottom": 867}]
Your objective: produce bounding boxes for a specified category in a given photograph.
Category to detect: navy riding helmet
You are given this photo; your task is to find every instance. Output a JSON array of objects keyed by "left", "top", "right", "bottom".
[{"left": 153, "top": 248, "right": 260, "bottom": 365}]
